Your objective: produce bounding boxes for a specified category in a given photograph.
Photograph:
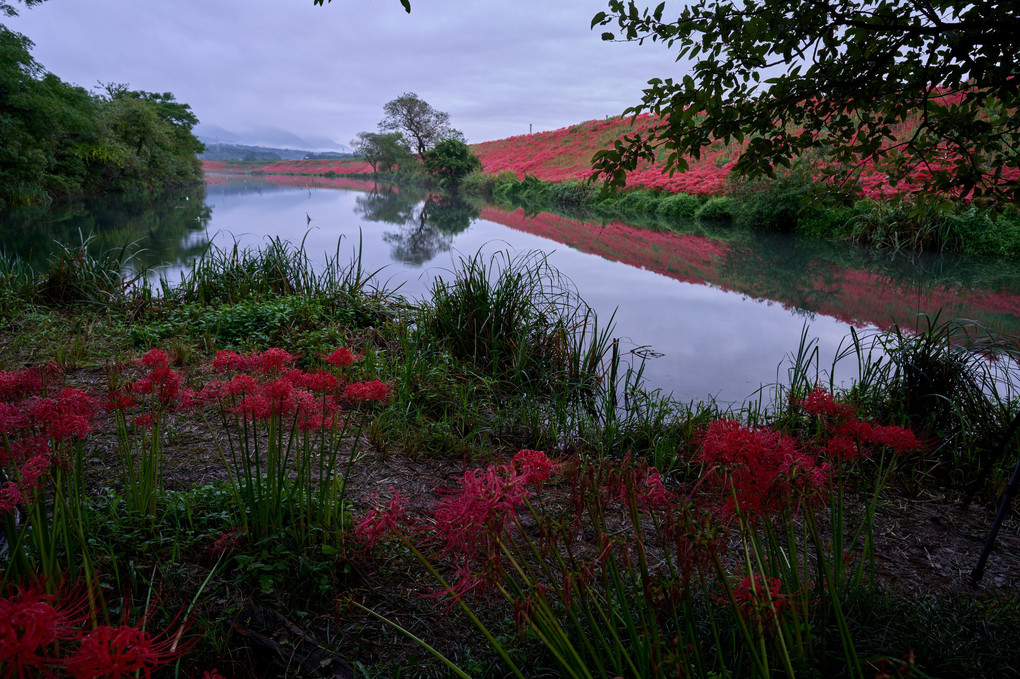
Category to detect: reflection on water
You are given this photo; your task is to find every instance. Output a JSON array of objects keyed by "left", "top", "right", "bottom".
[
  {"left": 354, "top": 187, "right": 479, "bottom": 265},
  {"left": 6, "top": 173, "right": 1020, "bottom": 403},
  {"left": 0, "top": 186, "right": 212, "bottom": 274}
]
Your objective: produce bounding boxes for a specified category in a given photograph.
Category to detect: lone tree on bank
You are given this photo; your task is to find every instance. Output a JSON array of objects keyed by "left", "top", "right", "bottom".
[
  {"left": 380, "top": 92, "right": 466, "bottom": 157},
  {"left": 351, "top": 131, "right": 412, "bottom": 174},
  {"left": 589, "top": 0, "right": 1020, "bottom": 202}
]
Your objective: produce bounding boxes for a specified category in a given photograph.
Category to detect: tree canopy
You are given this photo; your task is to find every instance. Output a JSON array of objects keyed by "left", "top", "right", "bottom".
[
  {"left": 0, "top": 25, "right": 203, "bottom": 206},
  {"left": 590, "top": 0, "right": 1020, "bottom": 202},
  {"left": 422, "top": 138, "right": 481, "bottom": 187},
  {"left": 350, "top": 131, "right": 412, "bottom": 174},
  {"left": 380, "top": 92, "right": 465, "bottom": 157}
]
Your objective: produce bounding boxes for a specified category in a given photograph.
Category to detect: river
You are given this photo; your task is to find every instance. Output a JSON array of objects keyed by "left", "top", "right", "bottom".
[{"left": 4, "top": 173, "right": 1020, "bottom": 404}]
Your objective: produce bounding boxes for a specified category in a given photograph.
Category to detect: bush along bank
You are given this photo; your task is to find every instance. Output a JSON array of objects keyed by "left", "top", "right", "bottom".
[
  {"left": 0, "top": 236, "right": 1019, "bottom": 677},
  {"left": 458, "top": 167, "right": 1020, "bottom": 258}
]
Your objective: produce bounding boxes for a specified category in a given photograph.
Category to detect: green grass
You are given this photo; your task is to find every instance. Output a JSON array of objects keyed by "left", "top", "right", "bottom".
[{"left": 2, "top": 237, "right": 1019, "bottom": 678}]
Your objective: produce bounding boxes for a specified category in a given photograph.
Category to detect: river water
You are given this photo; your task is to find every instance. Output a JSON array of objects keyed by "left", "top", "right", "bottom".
[{"left": 5, "top": 173, "right": 1020, "bottom": 404}]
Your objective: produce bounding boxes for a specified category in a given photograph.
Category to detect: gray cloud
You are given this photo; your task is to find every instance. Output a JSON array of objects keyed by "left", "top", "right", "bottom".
[{"left": 8, "top": 0, "right": 683, "bottom": 145}]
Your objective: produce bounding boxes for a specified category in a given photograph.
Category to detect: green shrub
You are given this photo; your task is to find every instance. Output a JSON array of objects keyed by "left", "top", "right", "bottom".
[
  {"left": 548, "top": 180, "right": 598, "bottom": 206},
  {"left": 616, "top": 189, "right": 658, "bottom": 213},
  {"left": 695, "top": 196, "right": 734, "bottom": 222},
  {"left": 655, "top": 192, "right": 703, "bottom": 219},
  {"left": 949, "top": 205, "right": 1020, "bottom": 258}
]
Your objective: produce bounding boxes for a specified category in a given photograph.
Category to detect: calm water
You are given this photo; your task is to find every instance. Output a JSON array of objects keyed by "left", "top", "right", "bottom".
[{"left": 5, "top": 173, "right": 1020, "bottom": 404}]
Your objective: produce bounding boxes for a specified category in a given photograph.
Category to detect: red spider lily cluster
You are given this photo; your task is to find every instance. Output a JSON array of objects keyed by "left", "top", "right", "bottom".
[
  {"left": 198, "top": 348, "right": 387, "bottom": 427},
  {"left": 0, "top": 583, "right": 187, "bottom": 676},
  {"left": 730, "top": 572, "right": 795, "bottom": 630},
  {"left": 698, "top": 420, "right": 832, "bottom": 521},
  {"left": 0, "top": 366, "right": 99, "bottom": 516},
  {"left": 355, "top": 449, "right": 561, "bottom": 600},
  {"left": 795, "top": 387, "right": 923, "bottom": 461},
  {"left": 0, "top": 585, "right": 186, "bottom": 679}
]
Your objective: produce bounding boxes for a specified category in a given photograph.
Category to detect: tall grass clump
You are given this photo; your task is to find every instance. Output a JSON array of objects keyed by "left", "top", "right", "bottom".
[
  {"left": 0, "top": 251, "right": 35, "bottom": 315},
  {"left": 823, "top": 315, "right": 1019, "bottom": 496},
  {"left": 163, "top": 234, "right": 383, "bottom": 307},
  {"left": 420, "top": 250, "right": 615, "bottom": 395},
  {"left": 36, "top": 235, "right": 138, "bottom": 307}
]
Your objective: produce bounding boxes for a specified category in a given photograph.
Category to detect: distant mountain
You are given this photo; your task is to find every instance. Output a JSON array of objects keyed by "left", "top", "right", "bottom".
[
  {"left": 194, "top": 123, "right": 350, "bottom": 153},
  {"left": 199, "top": 143, "right": 353, "bottom": 162}
]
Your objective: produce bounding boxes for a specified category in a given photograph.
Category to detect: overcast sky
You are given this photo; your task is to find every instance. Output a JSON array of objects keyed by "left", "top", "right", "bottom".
[{"left": 8, "top": 0, "right": 682, "bottom": 148}]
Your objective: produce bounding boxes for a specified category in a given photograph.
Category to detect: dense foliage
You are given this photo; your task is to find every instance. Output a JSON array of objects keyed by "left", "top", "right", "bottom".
[
  {"left": 0, "top": 25, "right": 203, "bottom": 207},
  {"left": 421, "top": 138, "right": 481, "bottom": 187},
  {"left": 350, "top": 131, "right": 413, "bottom": 174},
  {"left": 591, "top": 0, "right": 1020, "bottom": 202},
  {"left": 379, "top": 92, "right": 465, "bottom": 157}
]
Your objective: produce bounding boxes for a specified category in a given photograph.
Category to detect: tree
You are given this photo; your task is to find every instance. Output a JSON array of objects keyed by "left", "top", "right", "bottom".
[
  {"left": 380, "top": 92, "right": 465, "bottom": 157},
  {"left": 351, "top": 131, "right": 412, "bottom": 174},
  {"left": 314, "top": 0, "right": 409, "bottom": 13},
  {"left": 421, "top": 138, "right": 481, "bottom": 187},
  {"left": 590, "top": 0, "right": 1020, "bottom": 202},
  {"left": 1, "top": 0, "right": 46, "bottom": 18}
]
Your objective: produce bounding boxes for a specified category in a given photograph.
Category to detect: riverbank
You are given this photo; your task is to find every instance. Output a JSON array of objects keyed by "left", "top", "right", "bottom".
[
  {"left": 1, "top": 237, "right": 1019, "bottom": 677},
  {"left": 204, "top": 156, "right": 1020, "bottom": 259}
]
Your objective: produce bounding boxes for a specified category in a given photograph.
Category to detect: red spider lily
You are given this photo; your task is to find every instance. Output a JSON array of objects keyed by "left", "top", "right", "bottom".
[
  {"left": 730, "top": 573, "right": 793, "bottom": 629},
  {"left": 263, "top": 377, "right": 295, "bottom": 402},
  {"left": 208, "top": 528, "right": 245, "bottom": 558},
  {"left": 133, "top": 414, "right": 155, "bottom": 431},
  {"left": 232, "top": 394, "right": 272, "bottom": 421},
  {"left": 826, "top": 435, "right": 863, "bottom": 461},
  {"left": 18, "top": 453, "right": 51, "bottom": 493},
  {"left": 0, "top": 481, "right": 24, "bottom": 518},
  {"left": 636, "top": 468, "right": 674, "bottom": 510},
  {"left": 103, "top": 390, "right": 135, "bottom": 413},
  {"left": 299, "top": 371, "right": 340, "bottom": 393},
  {"left": 797, "top": 388, "right": 856, "bottom": 420},
  {"left": 511, "top": 449, "right": 553, "bottom": 483},
  {"left": 223, "top": 374, "right": 258, "bottom": 397},
  {"left": 344, "top": 380, "right": 389, "bottom": 403},
  {"left": 868, "top": 424, "right": 923, "bottom": 455},
  {"left": 833, "top": 418, "right": 875, "bottom": 445},
  {"left": 0, "top": 585, "right": 89, "bottom": 679},
  {"left": 28, "top": 388, "right": 99, "bottom": 442},
  {"left": 137, "top": 349, "right": 169, "bottom": 370},
  {"left": 322, "top": 347, "right": 360, "bottom": 368},
  {"left": 65, "top": 624, "right": 182, "bottom": 679},
  {"left": 698, "top": 420, "right": 830, "bottom": 520},
  {"left": 0, "top": 402, "right": 27, "bottom": 435},
  {"left": 1, "top": 436, "right": 48, "bottom": 467},
  {"left": 432, "top": 464, "right": 535, "bottom": 587},
  {"left": 211, "top": 350, "right": 251, "bottom": 373},
  {"left": 250, "top": 349, "right": 298, "bottom": 375},
  {"left": 0, "top": 365, "right": 61, "bottom": 403},
  {"left": 355, "top": 490, "right": 409, "bottom": 547}
]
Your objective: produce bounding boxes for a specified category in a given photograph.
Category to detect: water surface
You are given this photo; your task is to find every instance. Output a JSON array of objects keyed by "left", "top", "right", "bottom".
[{"left": 5, "top": 174, "right": 1020, "bottom": 404}]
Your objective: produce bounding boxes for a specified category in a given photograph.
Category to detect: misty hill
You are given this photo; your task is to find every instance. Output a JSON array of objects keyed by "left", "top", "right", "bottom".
[
  {"left": 199, "top": 143, "right": 352, "bottom": 162},
  {"left": 195, "top": 123, "right": 350, "bottom": 154}
]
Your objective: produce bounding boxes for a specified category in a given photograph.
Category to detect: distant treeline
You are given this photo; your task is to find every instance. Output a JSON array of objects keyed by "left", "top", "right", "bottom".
[
  {"left": 199, "top": 143, "right": 353, "bottom": 163},
  {"left": 0, "top": 24, "right": 203, "bottom": 208}
]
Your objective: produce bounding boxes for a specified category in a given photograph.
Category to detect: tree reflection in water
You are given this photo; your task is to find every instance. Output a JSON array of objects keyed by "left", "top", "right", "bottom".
[{"left": 354, "top": 185, "right": 479, "bottom": 266}]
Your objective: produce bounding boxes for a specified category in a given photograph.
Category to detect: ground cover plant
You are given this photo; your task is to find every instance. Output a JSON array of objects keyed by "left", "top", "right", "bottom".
[{"left": 1, "top": 238, "right": 1019, "bottom": 678}]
